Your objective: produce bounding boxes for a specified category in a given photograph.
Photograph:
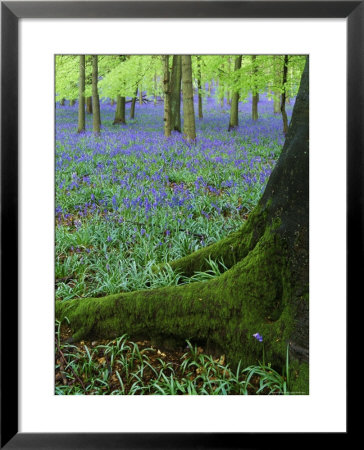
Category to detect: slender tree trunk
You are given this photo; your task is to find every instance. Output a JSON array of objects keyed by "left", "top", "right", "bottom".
[
  {"left": 252, "top": 94, "right": 259, "bottom": 120},
  {"left": 228, "top": 55, "right": 242, "bottom": 131},
  {"left": 281, "top": 55, "right": 289, "bottom": 135},
  {"left": 113, "top": 94, "right": 126, "bottom": 124},
  {"left": 59, "top": 98, "right": 65, "bottom": 106},
  {"left": 252, "top": 55, "right": 259, "bottom": 121},
  {"left": 110, "top": 99, "right": 115, "bottom": 106},
  {"left": 130, "top": 88, "right": 138, "bottom": 119},
  {"left": 70, "top": 99, "right": 75, "bottom": 107},
  {"left": 197, "top": 56, "right": 203, "bottom": 119},
  {"left": 57, "top": 58, "right": 310, "bottom": 393},
  {"left": 181, "top": 55, "right": 196, "bottom": 141},
  {"left": 77, "top": 55, "right": 85, "bottom": 133},
  {"left": 91, "top": 55, "right": 101, "bottom": 134},
  {"left": 163, "top": 55, "right": 172, "bottom": 137},
  {"left": 170, "top": 55, "right": 182, "bottom": 132},
  {"left": 113, "top": 56, "right": 127, "bottom": 125},
  {"left": 139, "top": 86, "right": 143, "bottom": 105},
  {"left": 86, "top": 97, "right": 92, "bottom": 114}
]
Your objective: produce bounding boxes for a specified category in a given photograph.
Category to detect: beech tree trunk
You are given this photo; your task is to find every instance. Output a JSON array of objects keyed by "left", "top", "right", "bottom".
[
  {"left": 91, "top": 55, "right": 101, "bottom": 134},
  {"left": 170, "top": 55, "right": 182, "bottom": 132},
  {"left": 77, "top": 55, "right": 85, "bottom": 133},
  {"left": 163, "top": 55, "right": 172, "bottom": 137},
  {"left": 181, "top": 55, "right": 196, "bottom": 141},
  {"left": 114, "top": 94, "right": 126, "bottom": 124},
  {"left": 57, "top": 58, "right": 309, "bottom": 394},
  {"left": 281, "top": 55, "right": 289, "bottom": 135},
  {"left": 228, "top": 55, "right": 242, "bottom": 131},
  {"left": 86, "top": 96, "right": 93, "bottom": 114},
  {"left": 252, "top": 55, "right": 259, "bottom": 121},
  {"left": 197, "top": 56, "right": 203, "bottom": 120},
  {"left": 130, "top": 88, "right": 138, "bottom": 119}
]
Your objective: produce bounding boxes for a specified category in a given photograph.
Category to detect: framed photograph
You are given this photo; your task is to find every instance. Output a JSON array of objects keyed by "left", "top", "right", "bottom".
[{"left": 1, "top": 1, "right": 357, "bottom": 447}]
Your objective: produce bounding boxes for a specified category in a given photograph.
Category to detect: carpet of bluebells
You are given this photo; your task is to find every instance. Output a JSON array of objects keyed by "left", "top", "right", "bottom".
[{"left": 55, "top": 93, "right": 294, "bottom": 301}]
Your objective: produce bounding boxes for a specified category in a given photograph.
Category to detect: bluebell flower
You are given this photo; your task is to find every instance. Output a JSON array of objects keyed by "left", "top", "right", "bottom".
[{"left": 253, "top": 333, "right": 263, "bottom": 342}]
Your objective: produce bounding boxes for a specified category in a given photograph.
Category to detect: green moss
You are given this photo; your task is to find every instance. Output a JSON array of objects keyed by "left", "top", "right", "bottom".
[
  {"left": 155, "top": 205, "right": 268, "bottom": 277},
  {"left": 289, "top": 360, "right": 309, "bottom": 394}
]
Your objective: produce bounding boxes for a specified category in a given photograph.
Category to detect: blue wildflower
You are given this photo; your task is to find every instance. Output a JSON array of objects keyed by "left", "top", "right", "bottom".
[{"left": 253, "top": 333, "right": 263, "bottom": 342}]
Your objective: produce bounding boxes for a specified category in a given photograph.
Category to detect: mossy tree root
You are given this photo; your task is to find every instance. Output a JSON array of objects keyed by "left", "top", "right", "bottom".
[
  {"left": 157, "top": 206, "right": 268, "bottom": 277},
  {"left": 57, "top": 229, "right": 295, "bottom": 370}
]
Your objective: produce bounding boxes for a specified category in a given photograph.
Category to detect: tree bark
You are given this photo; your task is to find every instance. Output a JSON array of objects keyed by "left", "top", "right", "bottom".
[
  {"left": 91, "top": 55, "right": 101, "bottom": 134},
  {"left": 130, "top": 88, "right": 138, "bottom": 119},
  {"left": 281, "top": 55, "right": 289, "bottom": 135},
  {"left": 197, "top": 56, "right": 203, "bottom": 119},
  {"left": 170, "top": 55, "right": 182, "bottom": 132},
  {"left": 59, "top": 98, "right": 65, "bottom": 106},
  {"left": 57, "top": 58, "right": 310, "bottom": 393},
  {"left": 113, "top": 94, "right": 126, "bottom": 124},
  {"left": 181, "top": 55, "right": 196, "bottom": 141},
  {"left": 69, "top": 99, "right": 75, "bottom": 107},
  {"left": 86, "top": 96, "right": 93, "bottom": 114},
  {"left": 163, "top": 55, "right": 172, "bottom": 137},
  {"left": 251, "top": 55, "right": 259, "bottom": 121},
  {"left": 228, "top": 55, "right": 242, "bottom": 131},
  {"left": 77, "top": 55, "right": 85, "bottom": 133}
]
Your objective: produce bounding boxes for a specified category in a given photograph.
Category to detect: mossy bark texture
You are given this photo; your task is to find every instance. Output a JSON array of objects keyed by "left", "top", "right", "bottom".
[{"left": 57, "top": 59, "right": 309, "bottom": 393}]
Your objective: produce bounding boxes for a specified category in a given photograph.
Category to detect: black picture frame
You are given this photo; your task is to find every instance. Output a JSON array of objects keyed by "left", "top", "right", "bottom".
[{"left": 1, "top": 1, "right": 357, "bottom": 447}]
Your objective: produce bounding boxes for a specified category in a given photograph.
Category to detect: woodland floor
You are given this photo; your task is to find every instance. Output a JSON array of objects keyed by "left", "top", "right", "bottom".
[{"left": 55, "top": 324, "right": 269, "bottom": 395}]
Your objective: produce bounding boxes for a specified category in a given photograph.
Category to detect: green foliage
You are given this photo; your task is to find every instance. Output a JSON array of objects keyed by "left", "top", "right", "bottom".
[{"left": 55, "top": 54, "right": 305, "bottom": 103}]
